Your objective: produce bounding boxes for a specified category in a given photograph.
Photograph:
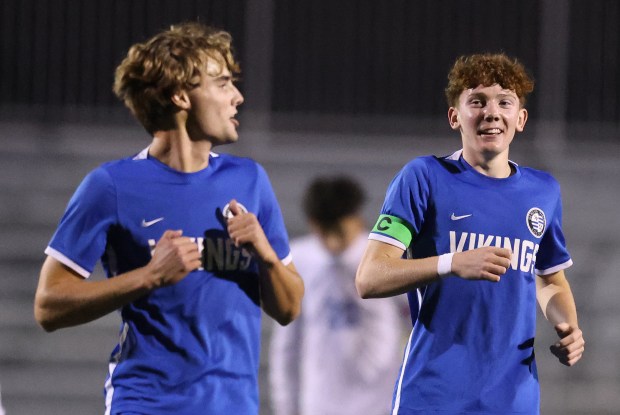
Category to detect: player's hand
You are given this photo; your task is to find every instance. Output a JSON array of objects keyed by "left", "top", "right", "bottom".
[
  {"left": 450, "top": 247, "right": 512, "bottom": 282},
  {"left": 145, "top": 230, "right": 202, "bottom": 288},
  {"left": 226, "top": 199, "right": 278, "bottom": 265},
  {"left": 550, "top": 322, "right": 585, "bottom": 366}
]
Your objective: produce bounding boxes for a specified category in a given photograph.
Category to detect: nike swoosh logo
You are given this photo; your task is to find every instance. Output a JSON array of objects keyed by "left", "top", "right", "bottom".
[
  {"left": 451, "top": 213, "right": 472, "bottom": 221},
  {"left": 141, "top": 217, "right": 164, "bottom": 227}
]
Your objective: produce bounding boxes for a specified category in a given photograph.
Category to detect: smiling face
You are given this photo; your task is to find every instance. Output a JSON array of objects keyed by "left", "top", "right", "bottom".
[
  {"left": 448, "top": 83, "right": 528, "bottom": 162},
  {"left": 184, "top": 56, "right": 244, "bottom": 145}
]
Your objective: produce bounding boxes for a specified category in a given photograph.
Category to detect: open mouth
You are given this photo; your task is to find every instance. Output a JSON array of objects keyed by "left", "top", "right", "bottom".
[{"left": 478, "top": 128, "right": 502, "bottom": 135}]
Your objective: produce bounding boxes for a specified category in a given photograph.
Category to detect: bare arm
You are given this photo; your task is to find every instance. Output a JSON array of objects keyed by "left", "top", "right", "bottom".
[
  {"left": 355, "top": 240, "right": 439, "bottom": 298},
  {"left": 34, "top": 230, "right": 201, "bottom": 332},
  {"left": 355, "top": 240, "right": 512, "bottom": 298},
  {"left": 536, "top": 270, "right": 585, "bottom": 366},
  {"left": 257, "top": 261, "right": 304, "bottom": 326},
  {"left": 226, "top": 200, "right": 304, "bottom": 325}
]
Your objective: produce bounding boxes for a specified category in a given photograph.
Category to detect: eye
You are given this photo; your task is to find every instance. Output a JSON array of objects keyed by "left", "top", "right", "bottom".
[
  {"left": 216, "top": 76, "right": 235, "bottom": 89},
  {"left": 469, "top": 99, "right": 483, "bottom": 107}
]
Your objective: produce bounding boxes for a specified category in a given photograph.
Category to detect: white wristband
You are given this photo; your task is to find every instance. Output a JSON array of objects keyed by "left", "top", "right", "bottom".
[{"left": 437, "top": 253, "right": 454, "bottom": 276}]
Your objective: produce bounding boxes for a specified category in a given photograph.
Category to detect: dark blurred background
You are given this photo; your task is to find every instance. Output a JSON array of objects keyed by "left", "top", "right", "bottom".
[
  {"left": 0, "top": 1, "right": 618, "bottom": 414},
  {"left": 2, "top": 0, "right": 620, "bottom": 125}
]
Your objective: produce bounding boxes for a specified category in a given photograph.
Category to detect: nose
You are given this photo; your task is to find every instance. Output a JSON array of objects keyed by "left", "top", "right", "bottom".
[
  {"left": 233, "top": 85, "right": 244, "bottom": 107},
  {"left": 484, "top": 113, "right": 500, "bottom": 122},
  {"left": 484, "top": 101, "right": 500, "bottom": 121}
]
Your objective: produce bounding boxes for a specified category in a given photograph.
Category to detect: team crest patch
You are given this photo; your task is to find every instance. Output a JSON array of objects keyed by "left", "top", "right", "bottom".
[{"left": 526, "top": 207, "right": 546, "bottom": 238}]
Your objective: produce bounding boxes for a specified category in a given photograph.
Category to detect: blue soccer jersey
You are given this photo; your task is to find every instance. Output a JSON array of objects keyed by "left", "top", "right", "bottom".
[
  {"left": 45, "top": 148, "right": 292, "bottom": 415},
  {"left": 370, "top": 150, "right": 572, "bottom": 415}
]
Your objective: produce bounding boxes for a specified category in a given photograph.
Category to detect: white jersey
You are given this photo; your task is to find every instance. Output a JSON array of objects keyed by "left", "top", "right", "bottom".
[
  {"left": 0, "top": 383, "right": 5, "bottom": 415},
  {"left": 269, "top": 233, "right": 406, "bottom": 415}
]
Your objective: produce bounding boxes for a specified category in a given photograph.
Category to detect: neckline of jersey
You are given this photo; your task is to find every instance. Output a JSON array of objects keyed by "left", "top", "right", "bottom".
[
  {"left": 143, "top": 150, "right": 220, "bottom": 183},
  {"left": 456, "top": 153, "right": 522, "bottom": 186}
]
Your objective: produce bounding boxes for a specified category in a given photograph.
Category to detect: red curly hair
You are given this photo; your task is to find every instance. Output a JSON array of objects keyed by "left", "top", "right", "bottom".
[{"left": 445, "top": 53, "right": 534, "bottom": 108}]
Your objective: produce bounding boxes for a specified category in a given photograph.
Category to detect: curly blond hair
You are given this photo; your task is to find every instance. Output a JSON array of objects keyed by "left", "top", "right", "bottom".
[
  {"left": 113, "top": 22, "right": 241, "bottom": 134},
  {"left": 445, "top": 53, "right": 534, "bottom": 108}
]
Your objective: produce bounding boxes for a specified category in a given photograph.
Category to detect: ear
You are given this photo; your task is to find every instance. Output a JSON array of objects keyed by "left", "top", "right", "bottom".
[
  {"left": 171, "top": 90, "right": 191, "bottom": 110},
  {"left": 516, "top": 108, "right": 528, "bottom": 132},
  {"left": 448, "top": 107, "right": 460, "bottom": 130}
]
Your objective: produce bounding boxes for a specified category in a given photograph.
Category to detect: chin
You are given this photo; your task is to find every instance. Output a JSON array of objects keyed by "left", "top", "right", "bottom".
[
  {"left": 480, "top": 145, "right": 509, "bottom": 158},
  {"left": 211, "top": 134, "right": 239, "bottom": 147}
]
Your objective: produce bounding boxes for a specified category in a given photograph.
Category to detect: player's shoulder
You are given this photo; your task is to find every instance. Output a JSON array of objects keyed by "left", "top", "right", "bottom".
[
  {"left": 82, "top": 147, "right": 178, "bottom": 184},
  {"left": 402, "top": 154, "right": 436, "bottom": 168},
  {"left": 211, "top": 151, "right": 255, "bottom": 164},
  {"left": 99, "top": 155, "right": 135, "bottom": 170},
  {"left": 518, "top": 165, "right": 561, "bottom": 189},
  {"left": 101, "top": 149, "right": 267, "bottom": 176},
  {"left": 82, "top": 157, "right": 128, "bottom": 184},
  {"left": 397, "top": 154, "right": 433, "bottom": 176},
  {"left": 211, "top": 152, "right": 266, "bottom": 173},
  {"left": 97, "top": 149, "right": 150, "bottom": 172},
  {"left": 85, "top": 153, "right": 147, "bottom": 184},
  {"left": 398, "top": 152, "right": 458, "bottom": 179}
]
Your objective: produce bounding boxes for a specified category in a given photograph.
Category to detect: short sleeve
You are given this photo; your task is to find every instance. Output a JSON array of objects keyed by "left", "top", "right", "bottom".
[
  {"left": 255, "top": 164, "right": 291, "bottom": 265},
  {"left": 45, "top": 167, "right": 117, "bottom": 277},
  {"left": 535, "top": 191, "right": 573, "bottom": 275},
  {"left": 369, "top": 158, "right": 431, "bottom": 250}
]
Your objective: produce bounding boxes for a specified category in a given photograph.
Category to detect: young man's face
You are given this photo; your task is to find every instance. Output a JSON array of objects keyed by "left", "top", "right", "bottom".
[
  {"left": 185, "top": 56, "right": 244, "bottom": 145},
  {"left": 448, "top": 84, "right": 528, "bottom": 159}
]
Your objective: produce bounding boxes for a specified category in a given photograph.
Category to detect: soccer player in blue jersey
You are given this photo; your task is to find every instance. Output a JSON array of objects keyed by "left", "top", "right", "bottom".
[
  {"left": 356, "top": 53, "right": 585, "bottom": 414},
  {"left": 34, "top": 22, "right": 304, "bottom": 415}
]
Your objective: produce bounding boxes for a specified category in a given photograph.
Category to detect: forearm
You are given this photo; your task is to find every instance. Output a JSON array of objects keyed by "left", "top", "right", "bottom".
[
  {"left": 355, "top": 253, "right": 440, "bottom": 298},
  {"left": 225, "top": 207, "right": 304, "bottom": 324},
  {"left": 36, "top": 232, "right": 202, "bottom": 331},
  {"left": 258, "top": 260, "right": 304, "bottom": 326},
  {"left": 35, "top": 259, "right": 155, "bottom": 331},
  {"left": 536, "top": 270, "right": 584, "bottom": 366},
  {"left": 356, "top": 241, "right": 512, "bottom": 298},
  {"left": 536, "top": 272, "right": 578, "bottom": 327}
]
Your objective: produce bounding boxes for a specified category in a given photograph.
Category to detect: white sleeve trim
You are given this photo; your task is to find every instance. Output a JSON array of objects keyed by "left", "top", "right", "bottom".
[
  {"left": 368, "top": 233, "right": 407, "bottom": 251},
  {"left": 535, "top": 258, "right": 573, "bottom": 276},
  {"left": 281, "top": 252, "right": 293, "bottom": 266},
  {"left": 44, "top": 246, "right": 91, "bottom": 278}
]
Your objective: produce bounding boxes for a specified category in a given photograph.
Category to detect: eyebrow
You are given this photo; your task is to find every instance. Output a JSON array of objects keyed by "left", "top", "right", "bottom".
[
  {"left": 496, "top": 93, "right": 518, "bottom": 101},
  {"left": 210, "top": 74, "right": 232, "bottom": 82},
  {"left": 467, "top": 91, "right": 518, "bottom": 100}
]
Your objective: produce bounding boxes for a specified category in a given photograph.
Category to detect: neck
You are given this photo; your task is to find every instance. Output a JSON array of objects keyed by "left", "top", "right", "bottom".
[
  {"left": 462, "top": 148, "right": 512, "bottom": 178},
  {"left": 149, "top": 130, "right": 213, "bottom": 173}
]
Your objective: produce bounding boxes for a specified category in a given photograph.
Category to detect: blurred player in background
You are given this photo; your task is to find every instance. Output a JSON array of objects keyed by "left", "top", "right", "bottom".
[
  {"left": 34, "top": 22, "right": 303, "bottom": 415},
  {"left": 270, "top": 176, "right": 407, "bottom": 415},
  {"left": 356, "top": 53, "right": 585, "bottom": 414},
  {"left": 0, "top": 384, "right": 5, "bottom": 415}
]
